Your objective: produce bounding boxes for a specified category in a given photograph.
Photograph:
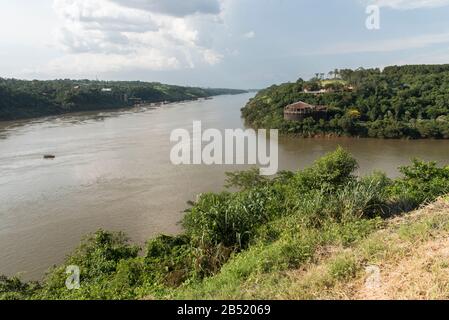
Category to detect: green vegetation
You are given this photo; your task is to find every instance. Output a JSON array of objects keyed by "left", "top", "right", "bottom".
[
  {"left": 242, "top": 64, "right": 449, "bottom": 139},
  {"left": 0, "top": 78, "right": 247, "bottom": 121},
  {"left": 2, "top": 148, "right": 449, "bottom": 300}
]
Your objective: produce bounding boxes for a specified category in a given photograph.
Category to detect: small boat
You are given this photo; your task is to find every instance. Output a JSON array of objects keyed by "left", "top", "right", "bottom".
[{"left": 43, "top": 155, "right": 56, "bottom": 159}]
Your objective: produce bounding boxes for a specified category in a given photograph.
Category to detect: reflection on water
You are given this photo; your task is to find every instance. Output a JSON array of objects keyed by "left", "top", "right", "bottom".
[
  {"left": 1, "top": 92, "right": 449, "bottom": 280},
  {"left": 0, "top": 104, "right": 166, "bottom": 140}
]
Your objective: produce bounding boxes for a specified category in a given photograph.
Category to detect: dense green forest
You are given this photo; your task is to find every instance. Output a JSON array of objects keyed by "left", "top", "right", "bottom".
[
  {"left": 0, "top": 78, "right": 246, "bottom": 121},
  {"left": 2, "top": 148, "right": 449, "bottom": 300},
  {"left": 242, "top": 64, "right": 449, "bottom": 139}
]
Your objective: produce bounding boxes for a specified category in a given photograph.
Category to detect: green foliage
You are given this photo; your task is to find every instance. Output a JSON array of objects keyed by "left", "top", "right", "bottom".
[
  {"left": 0, "top": 276, "right": 40, "bottom": 300},
  {"left": 171, "top": 219, "right": 380, "bottom": 299},
  {"left": 35, "top": 230, "right": 141, "bottom": 299},
  {"left": 225, "top": 167, "right": 269, "bottom": 190},
  {"left": 0, "top": 78, "right": 247, "bottom": 121},
  {"left": 144, "top": 235, "right": 193, "bottom": 286},
  {"left": 390, "top": 160, "right": 449, "bottom": 208},
  {"left": 293, "top": 146, "right": 358, "bottom": 192},
  {"left": 182, "top": 186, "right": 285, "bottom": 249},
  {"left": 65, "top": 230, "right": 140, "bottom": 281},
  {"left": 328, "top": 255, "right": 358, "bottom": 281},
  {"left": 242, "top": 64, "right": 449, "bottom": 139}
]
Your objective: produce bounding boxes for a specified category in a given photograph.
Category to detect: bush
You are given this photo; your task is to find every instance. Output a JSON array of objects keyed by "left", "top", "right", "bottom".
[
  {"left": 35, "top": 230, "right": 140, "bottom": 299},
  {"left": 66, "top": 230, "right": 140, "bottom": 281},
  {"left": 144, "top": 235, "right": 193, "bottom": 286},
  {"left": 0, "top": 276, "right": 40, "bottom": 300},
  {"left": 328, "top": 255, "right": 359, "bottom": 281},
  {"left": 390, "top": 160, "right": 449, "bottom": 208},
  {"left": 225, "top": 168, "right": 269, "bottom": 190},
  {"left": 182, "top": 187, "right": 285, "bottom": 249},
  {"left": 292, "top": 146, "right": 358, "bottom": 192}
]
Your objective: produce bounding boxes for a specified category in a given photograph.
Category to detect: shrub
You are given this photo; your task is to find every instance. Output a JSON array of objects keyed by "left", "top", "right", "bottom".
[
  {"left": 144, "top": 235, "right": 193, "bottom": 286},
  {"left": 0, "top": 276, "right": 40, "bottom": 300},
  {"left": 225, "top": 168, "right": 269, "bottom": 190},
  {"left": 292, "top": 146, "right": 358, "bottom": 192},
  {"left": 182, "top": 187, "right": 285, "bottom": 249},
  {"left": 328, "top": 255, "right": 359, "bottom": 281},
  {"left": 35, "top": 230, "right": 140, "bottom": 299},
  {"left": 66, "top": 230, "right": 140, "bottom": 281},
  {"left": 390, "top": 159, "right": 449, "bottom": 208}
]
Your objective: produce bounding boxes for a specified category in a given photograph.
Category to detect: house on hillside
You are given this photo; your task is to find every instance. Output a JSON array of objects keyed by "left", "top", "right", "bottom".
[
  {"left": 284, "top": 101, "right": 329, "bottom": 121},
  {"left": 303, "top": 88, "right": 329, "bottom": 94},
  {"left": 128, "top": 97, "right": 143, "bottom": 105}
]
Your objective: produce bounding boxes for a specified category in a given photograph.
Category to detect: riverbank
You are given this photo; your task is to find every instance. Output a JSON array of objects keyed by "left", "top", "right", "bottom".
[
  {"left": 173, "top": 197, "right": 449, "bottom": 300},
  {"left": 0, "top": 78, "right": 247, "bottom": 121},
  {"left": 3, "top": 93, "right": 449, "bottom": 282},
  {"left": 2, "top": 148, "right": 449, "bottom": 300},
  {"left": 242, "top": 64, "right": 449, "bottom": 139},
  {"left": 0, "top": 96, "right": 221, "bottom": 125},
  {"left": 0, "top": 93, "right": 257, "bottom": 281}
]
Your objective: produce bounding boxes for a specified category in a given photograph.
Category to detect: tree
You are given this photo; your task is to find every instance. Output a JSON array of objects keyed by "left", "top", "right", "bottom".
[{"left": 242, "top": 64, "right": 449, "bottom": 139}]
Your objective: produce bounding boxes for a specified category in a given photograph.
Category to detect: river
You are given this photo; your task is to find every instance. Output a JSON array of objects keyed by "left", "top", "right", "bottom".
[{"left": 2, "top": 92, "right": 449, "bottom": 280}]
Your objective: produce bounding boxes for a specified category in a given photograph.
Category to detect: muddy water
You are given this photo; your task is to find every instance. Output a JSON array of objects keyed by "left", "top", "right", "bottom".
[{"left": 1, "top": 92, "right": 449, "bottom": 280}]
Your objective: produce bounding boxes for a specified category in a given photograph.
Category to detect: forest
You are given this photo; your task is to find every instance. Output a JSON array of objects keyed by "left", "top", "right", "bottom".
[
  {"left": 0, "top": 78, "right": 246, "bottom": 121},
  {"left": 242, "top": 64, "right": 449, "bottom": 139}
]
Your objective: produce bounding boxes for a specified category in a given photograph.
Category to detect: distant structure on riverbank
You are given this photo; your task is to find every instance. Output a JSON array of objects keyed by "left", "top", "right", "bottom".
[
  {"left": 284, "top": 101, "right": 328, "bottom": 121},
  {"left": 303, "top": 88, "right": 330, "bottom": 94}
]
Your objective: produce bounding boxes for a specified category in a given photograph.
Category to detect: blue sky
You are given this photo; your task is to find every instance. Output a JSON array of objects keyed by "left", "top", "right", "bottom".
[{"left": 1, "top": 0, "right": 449, "bottom": 88}]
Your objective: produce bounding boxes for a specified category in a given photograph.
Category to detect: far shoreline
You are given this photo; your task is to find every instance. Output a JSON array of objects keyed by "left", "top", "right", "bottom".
[{"left": 0, "top": 93, "right": 248, "bottom": 125}]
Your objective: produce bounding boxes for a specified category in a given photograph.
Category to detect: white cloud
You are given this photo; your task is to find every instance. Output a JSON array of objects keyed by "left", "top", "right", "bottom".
[
  {"left": 313, "top": 31, "right": 449, "bottom": 55},
  {"left": 203, "top": 49, "right": 224, "bottom": 65},
  {"left": 45, "top": 0, "right": 226, "bottom": 76},
  {"left": 109, "top": 0, "right": 222, "bottom": 17},
  {"left": 367, "top": 0, "right": 449, "bottom": 10},
  {"left": 243, "top": 31, "right": 255, "bottom": 39},
  {"left": 392, "top": 47, "right": 449, "bottom": 65},
  {"left": 29, "top": 51, "right": 179, "bottom": 77}
]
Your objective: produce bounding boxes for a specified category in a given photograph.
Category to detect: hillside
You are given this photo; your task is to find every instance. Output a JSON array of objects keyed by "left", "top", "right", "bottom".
[
  {"left": 2, "top": 148, "right": 449, "bottom": 300},
  {"left": 0, "top": 78, "right": 247, "bottom": 121},
  {"left": 242, "top": 64, "right": 449, "bottom": 139},
  {"left": 175, "top": 198, "right": 449, "bottom": 300}
]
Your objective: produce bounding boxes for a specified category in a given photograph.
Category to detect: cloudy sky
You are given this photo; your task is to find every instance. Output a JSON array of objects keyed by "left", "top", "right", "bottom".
[{"left": 1, "top": 0, "right": 449, "bottom": 88}]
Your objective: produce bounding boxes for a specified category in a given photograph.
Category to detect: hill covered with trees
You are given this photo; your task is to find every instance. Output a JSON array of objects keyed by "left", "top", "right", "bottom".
[
  {"left": 0, "top": 78, "right": 247, "bottom": 121},
  {"left": 242, "top": 64, "right": 449, "bottom": 139}
]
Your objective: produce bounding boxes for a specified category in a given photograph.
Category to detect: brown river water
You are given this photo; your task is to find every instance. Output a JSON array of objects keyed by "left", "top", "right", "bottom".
[{"left": 2, "top": 92, "right": 449, "bottom": 280}]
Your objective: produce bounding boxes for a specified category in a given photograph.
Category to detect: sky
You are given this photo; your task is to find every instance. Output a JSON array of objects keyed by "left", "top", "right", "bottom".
[{"left": 1, "top": 0, "right": 449, "bottom": 88}]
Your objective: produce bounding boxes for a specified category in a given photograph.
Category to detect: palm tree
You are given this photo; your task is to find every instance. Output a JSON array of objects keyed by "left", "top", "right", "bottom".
[{"left": 334, "top": 69, "right": 340, "bottom": 79}]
